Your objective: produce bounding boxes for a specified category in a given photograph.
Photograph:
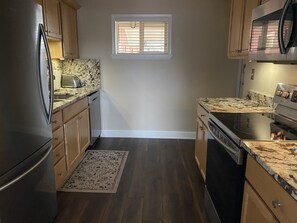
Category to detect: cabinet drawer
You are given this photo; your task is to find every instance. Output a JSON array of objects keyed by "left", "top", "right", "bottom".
[
  {"left": 197, "top": 103, "right": 209, "bottom": 125},
  {"left": 54, "top": 156, "right": 67, "bottom": 189},
  {"left": 63, "top": 97, "right": 88, "bottom": 122},
  {"left": 52, "top": 127, "right": 64, "bottom": 148},
  {"left": 53, "top": 142, "right": 65, "bottom": 164},
  {"left": 52, "top": 110, "right": 63, "bottom": 130},
  {"left": 246, "top": 155, "right": 297, "bottom": 223}
]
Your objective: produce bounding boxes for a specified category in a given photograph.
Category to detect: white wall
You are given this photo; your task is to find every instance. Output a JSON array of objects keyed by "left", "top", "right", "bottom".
[
  {"left": 242, "top": 60, "right": 297, "bottom": 97},
  {"left": 76, "top": 0, "right": 239, "bottom": 138}
]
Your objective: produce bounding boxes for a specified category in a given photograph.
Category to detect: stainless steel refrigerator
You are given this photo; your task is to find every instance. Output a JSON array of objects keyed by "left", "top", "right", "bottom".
[{"left": 0, "top": 1, "right": 57, "bottom": 222}]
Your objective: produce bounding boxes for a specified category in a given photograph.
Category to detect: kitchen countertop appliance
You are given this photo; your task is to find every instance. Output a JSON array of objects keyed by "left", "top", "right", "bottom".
[
  {"left": 61, "top": 74, "right": 83, "bottom": 88},
  {"left": 0, "top": 1, "right": 57, "bottom": 223},
  {"left": 249, "top": 0, "right": 297, "bottom": 63},
  {"left": 205, "top": 83, "right": 297, "bottom": 223}
]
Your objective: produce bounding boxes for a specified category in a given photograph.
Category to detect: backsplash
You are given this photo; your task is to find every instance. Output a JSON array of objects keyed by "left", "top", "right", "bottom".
[
  {"left": 246, "top": 89, "right": 274, "bottom": 108},
  {"left": 52, "top": 59, "right": 100, "bottom": 89}
]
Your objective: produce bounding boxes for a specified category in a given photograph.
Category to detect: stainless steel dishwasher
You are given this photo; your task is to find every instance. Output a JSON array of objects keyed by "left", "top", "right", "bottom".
[{"left": 88, "top": 91, "right": 101, "bottom": 145}]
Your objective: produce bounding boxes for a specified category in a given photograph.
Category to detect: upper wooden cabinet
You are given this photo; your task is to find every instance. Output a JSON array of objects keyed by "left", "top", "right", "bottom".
[
  {"left": 60, "top": 1, "right": 80, "bottom": 59},
  {"left": 228, "top": 0, "right": 261, "bottom": 58},
  {"left": 42, "top": 0, "right": 62, "bottom": 40}
]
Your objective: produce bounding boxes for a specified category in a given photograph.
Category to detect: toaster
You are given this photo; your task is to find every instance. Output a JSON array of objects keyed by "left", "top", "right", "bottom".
[{"left": 61, "top": 75, "right": 82, "bottom": 88}]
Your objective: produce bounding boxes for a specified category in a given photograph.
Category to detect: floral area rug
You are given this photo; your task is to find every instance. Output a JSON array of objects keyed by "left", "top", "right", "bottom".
[{"left": 60, "top": 150, "right": 128, "bottom": 193}]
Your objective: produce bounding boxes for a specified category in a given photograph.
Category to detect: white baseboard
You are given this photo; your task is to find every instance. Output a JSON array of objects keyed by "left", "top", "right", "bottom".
[{"left": 101, "top": 130, "right": 195, "bottom": 139}]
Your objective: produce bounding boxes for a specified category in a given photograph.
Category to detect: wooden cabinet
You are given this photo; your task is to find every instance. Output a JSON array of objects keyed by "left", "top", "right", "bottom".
[
  {"left": 64, "top": 115, "right": 81, "bottom": 170},
  {"left": 54, "top": 157, "right": 68, "bottom": 189},
  {"left": 228, "top": 0, "right": 261, "bottom": 58},
  {"left": 195, "top": 104, "right": 209, "bottom": 181},
  {"left": 60, "top": 1, "right": 79, "bottom": 59},
  {"left": 195, "top": 117, "right": 208, "bottom": 181},
  {"left": 63, "top": 98, "right": 90, "bottom": 171},
  {"left": 52, "top": 97, "right": 90, "bottom": 189},
  {"left": 42, "top": 0, "right": 62, "bottom": 39},
  {"left": 241, "top": 155, "right": 297, "bottom": 223},
  {"left": 241, "top": 182, "right": 279, "bottom": 223},
  {"left": 52, "top": 110, "right": 67, "bottom": 189},
  {"left": 78, "top": 109, "right": 90, "bottom": 152}
]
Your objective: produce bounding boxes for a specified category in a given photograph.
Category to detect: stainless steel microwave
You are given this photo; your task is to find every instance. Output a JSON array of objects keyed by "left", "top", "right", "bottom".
[{"left": 249, "top": 0, "right": 297, "bottom": 63}]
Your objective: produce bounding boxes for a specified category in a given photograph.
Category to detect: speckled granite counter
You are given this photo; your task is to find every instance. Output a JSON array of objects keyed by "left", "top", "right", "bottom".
[
  {"left": 197, "top": 97, "right": 275, "bottom": 113},
  {"left": 242, "top": 141, "right": 297, "bottom": 201},
  {"left": 53, "top": 86, "right": 100, "bottom": 112}
]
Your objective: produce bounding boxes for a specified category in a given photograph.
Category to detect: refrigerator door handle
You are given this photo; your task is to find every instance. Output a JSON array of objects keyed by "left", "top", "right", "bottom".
[
  {"left": 38, "top": 24, "right": 54, "bottom": 124},
  {"left": 0, "top": 148, "right": 52, "bottom": 192}
]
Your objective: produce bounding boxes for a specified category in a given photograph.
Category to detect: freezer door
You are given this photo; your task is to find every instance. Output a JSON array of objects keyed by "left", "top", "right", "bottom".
[
  {"left": 0, "top": 1, "right": 53, "bottom": 176},
  {"left": 0, "top": 146, "right": 57, "bottom": 223}
]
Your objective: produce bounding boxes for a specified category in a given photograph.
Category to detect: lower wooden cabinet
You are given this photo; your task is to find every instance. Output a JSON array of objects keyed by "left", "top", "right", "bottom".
[
  {"left": 64, "top": 115, "right": 81, "bottom": 171},
  {"left": 52, "top": 97, "right": 90, "bottom": 189},
  {"left": 241, "top": 155, "right": 297, "bottom": 223},
  {"left": 195, "top": 117, "right": 208, "bottom": 181},
  {"left": 241, "top": 182, "right": 279, "bottom": 223},
  {"left": 64, "top": 108, "right": 90, "bottom": 171},
  {"left": 54, "top": 157, "right": 68, "bottom": 189},
  {"left": 78, "top": 109, "right": 90, "bottom": 153}
]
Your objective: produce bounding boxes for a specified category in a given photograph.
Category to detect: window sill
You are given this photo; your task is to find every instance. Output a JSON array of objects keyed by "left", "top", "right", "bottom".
[{"left": 111, "top": 54, "right": 172, "bottom": 60}]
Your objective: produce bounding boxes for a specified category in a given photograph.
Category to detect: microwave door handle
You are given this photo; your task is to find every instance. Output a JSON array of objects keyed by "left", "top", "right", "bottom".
[
  {"left": 278, "top": 0, "right": 292, "bottom": 54},
  {"left": 38, "top": 24, "right": 54, "bottom": 124}
]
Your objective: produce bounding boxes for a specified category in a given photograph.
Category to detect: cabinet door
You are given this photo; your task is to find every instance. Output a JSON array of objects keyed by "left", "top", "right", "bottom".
[
  {"left": 241, "top": 0, "right": 261, "bottom": 55},
  {"left": 64, "top": 116, "right": 80, "bottom": 170},
  {"left": 241, "top": 182, "right": 279, "bottom": 223},
  {"left": 43, "top": 0, "right": 62, "bottom": 39},
  {"left": 60, "top": 1, "right": 79, "bottom": 59},
  {"left": 195, "top": 118, "right": 207, "bottom": 181},
  {"left": 78, "top": 109, "right": 90, "bottom": 152},
  {"left": 228, "top": 0, "right": 245, "bottom": 57}
]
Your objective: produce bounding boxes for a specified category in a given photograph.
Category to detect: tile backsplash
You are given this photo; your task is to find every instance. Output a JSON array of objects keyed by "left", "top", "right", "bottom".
[
  {"left": 52, "top": 59, "right": 100, "bottom": 89},
  {"left": 246, "top": 89, "right": 274, "bottom": 108}
]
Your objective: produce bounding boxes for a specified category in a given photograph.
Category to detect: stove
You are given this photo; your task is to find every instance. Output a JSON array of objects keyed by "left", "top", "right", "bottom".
[
  {"left": 210, "top": 112, "right": 297, "bottom": 145},
  {"left": 204, "top": 83, "right": 297, "bottom": 223}
]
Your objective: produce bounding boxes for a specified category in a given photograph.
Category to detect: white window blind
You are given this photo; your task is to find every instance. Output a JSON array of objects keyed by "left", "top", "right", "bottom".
[{"left": 112, "top": 15, "right": 172, "bottom": 58}]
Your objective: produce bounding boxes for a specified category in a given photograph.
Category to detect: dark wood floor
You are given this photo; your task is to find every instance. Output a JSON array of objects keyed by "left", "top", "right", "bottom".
[{"left": 54, "top": 138, "right": 210, "bottom": 223}]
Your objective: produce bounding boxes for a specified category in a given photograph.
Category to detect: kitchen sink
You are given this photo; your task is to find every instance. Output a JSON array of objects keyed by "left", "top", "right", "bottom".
[
  {"left": 53, "top": 94, "right": 74, "bottom": 100},
  {"left": 53, "top": 98, "right": 65, "bottom": 102}
]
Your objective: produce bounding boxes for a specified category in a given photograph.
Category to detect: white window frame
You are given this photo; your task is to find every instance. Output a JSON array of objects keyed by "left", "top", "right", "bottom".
[{"left": 112, "top": 14, "right": 172, "bottom": 59}]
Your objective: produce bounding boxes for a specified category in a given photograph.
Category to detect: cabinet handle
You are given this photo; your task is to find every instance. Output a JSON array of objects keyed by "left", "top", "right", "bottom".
[
  {"left": 272, "top": 200, "right": 281, "bottom": 208},
  {"left": 52, "top": 120, "right": 57, "bottom": 124},
  {"left": 58, "top": 173, "right": 62, "bottom": 176},
  {"left": 55, "top": 153, "right": 60, "bottom": 157},
  {"left": 200, "top": 126, "right": 204, "bottom": 131},
  {"left": 54, "top": 138, "right": 59, "bottom": 141},
  {"left": 201, "top": 114, "right": 205, "bottom": 117}
]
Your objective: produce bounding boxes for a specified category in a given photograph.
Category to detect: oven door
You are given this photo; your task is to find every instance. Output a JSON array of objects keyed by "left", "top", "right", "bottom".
[{"left": 205, "top": 120, "right": 247, "bottom": 223}]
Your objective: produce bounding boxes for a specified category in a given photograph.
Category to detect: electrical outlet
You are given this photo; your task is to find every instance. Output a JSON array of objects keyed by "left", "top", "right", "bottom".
[{"left": 251, "top": 68, "right": 255, "bottom": 80}]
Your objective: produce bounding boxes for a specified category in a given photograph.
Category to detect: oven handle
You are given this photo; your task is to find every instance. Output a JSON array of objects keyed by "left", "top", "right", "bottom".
[{"left": 208, "top": 123, "right": 238, "bottom": 157}]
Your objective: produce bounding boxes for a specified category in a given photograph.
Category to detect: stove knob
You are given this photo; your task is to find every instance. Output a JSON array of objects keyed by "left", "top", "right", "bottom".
[{"left": 276, "top": 89, "right": 283, "bottom": 96}]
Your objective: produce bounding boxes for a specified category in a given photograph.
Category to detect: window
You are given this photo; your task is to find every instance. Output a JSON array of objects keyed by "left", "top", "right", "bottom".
[{"left": 112, "top": 14, "right": 172, "bottom": 58}]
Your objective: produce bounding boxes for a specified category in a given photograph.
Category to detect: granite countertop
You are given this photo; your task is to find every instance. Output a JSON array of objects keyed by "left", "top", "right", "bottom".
[
  {"left": 53, "top": 86, "right": 100, "bottom": 112},
  {"left": 242, "top": 141, "right": 297, "bottom": 201},
  {"left": 197, "top": 97, "right": 275, "bottom": 113}
]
